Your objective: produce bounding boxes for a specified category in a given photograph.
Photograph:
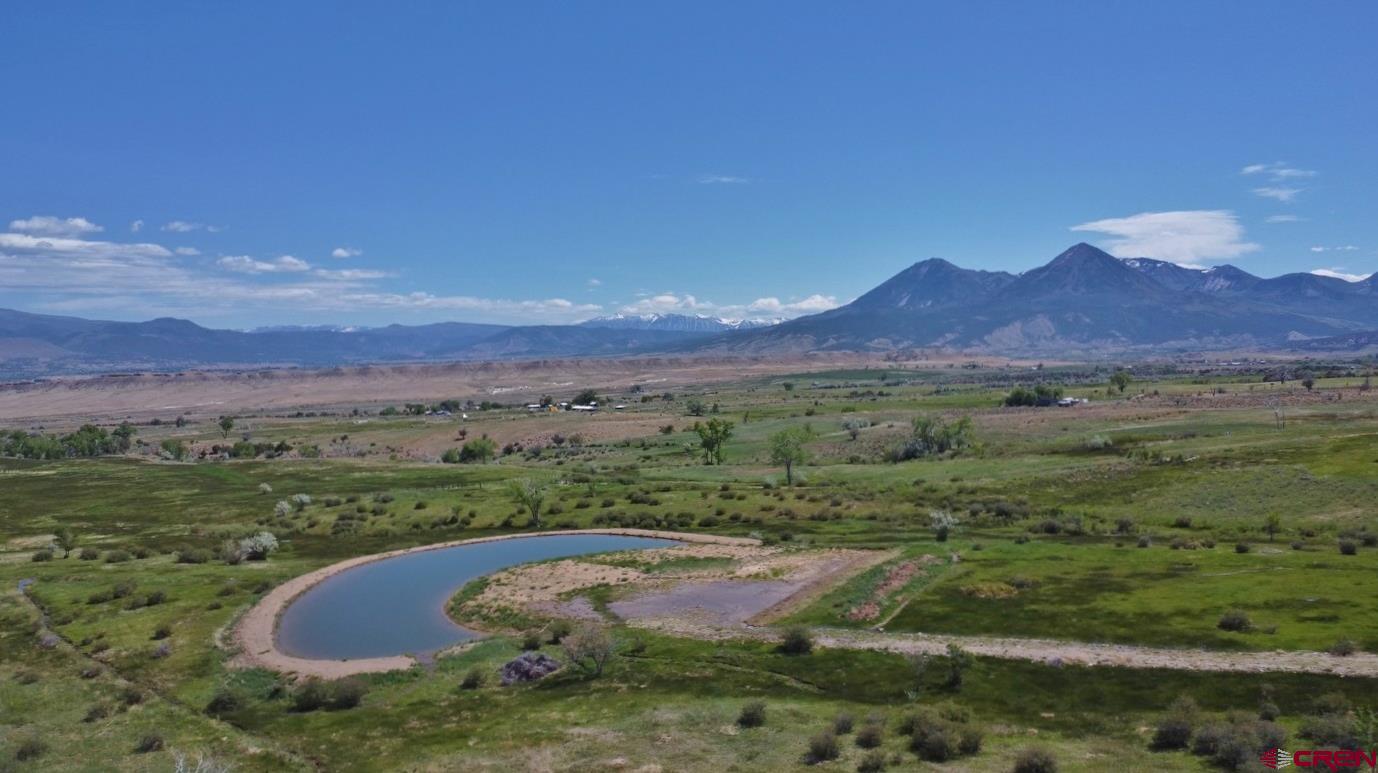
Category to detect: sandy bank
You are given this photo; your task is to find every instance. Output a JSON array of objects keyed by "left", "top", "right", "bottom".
[{"left": 230, "top": 529, "right": 758, "bottom": 678}]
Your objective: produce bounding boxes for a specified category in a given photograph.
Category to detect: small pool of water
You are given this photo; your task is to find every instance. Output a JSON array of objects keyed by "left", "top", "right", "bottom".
[{"left": 275, "top": 534, "right": 675, "bottom": 660}]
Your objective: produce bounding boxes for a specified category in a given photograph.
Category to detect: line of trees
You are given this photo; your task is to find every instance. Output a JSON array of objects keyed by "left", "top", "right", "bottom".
[{"left": 0, "top": 423, "right": 137, "bottom": 460}]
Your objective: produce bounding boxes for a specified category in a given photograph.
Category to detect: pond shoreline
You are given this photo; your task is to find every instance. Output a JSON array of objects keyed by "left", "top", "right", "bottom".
[{"left": 231, "top": 529, "right": 759, "bottom": 678}]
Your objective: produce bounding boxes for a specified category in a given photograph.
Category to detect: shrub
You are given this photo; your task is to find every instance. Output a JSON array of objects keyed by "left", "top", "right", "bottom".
[
  {"left": 79, "top": 547, "right": 100, "bottom": 560},
  {"left": 1234, "top": 542, "right": 1251, "bottom": 554},
  {"left": 1152, "top": 712, "right": 1195, "bottom": 750},
  {"left": 134, "top": 733, "right": 165, "bottom": 753},
  {"left": 521, "top": 631, "right": 543, "bottom": 651},
  {"left": 856, "top": 750, "right": 887, "bottom": 772},
  {"left": 1191, "top": 722, "right": 1228, "bottom": 756},
  {"left": 1340, "top": 539, "right": 1358, "bottom": 555},
  {"left": 833, "top": 713, "right": 855, "bottom": 735},
  {"left": 14, "top": 735, "right": 48, "bottom": 762},
  {"left": 460, "top": 667, "right": 484, "bottom": 690},
  {"left": 958, "top": 726, "right": 984, "bottom": 755},
  {"left": 176, "top": 548, "right": 211, "bottom": 564},
  {"left": 1137, "top": 535, "right": 1152, "bottom": 548},
  {"left": 855, "top": 722, "right": 884, "bottom": 748},
  {"left": 1012, "top": 747, "right": 1058, "bottom": 773},
  {"left": 204, "top": 687, "right": 243, "bottom": 716},
  {"left": 290, "top": 678, "right": 330, "bottom": 712},
  {"left": 1291, "top": 540, "right": 1305, "bottom": 550},
  {"left": 737, "top": 701, "right": 766, "bottom": 728},
  {"left": 327, "top": 678, "right": 366, "bottom": 709},
  {"left": 780, "top": 626, "right": 814, "bottom": 655},
  {"left": 807, "top": 731, "right": 840, "bottom": 763},
  {"left": 83, "top": 704, "right": 110, "bottom": 723},
  {"left": 152, "top": 623, "right": 173, "bottom": 640},
  {"left": 1328, "top": 638, "right": 1359, "bottom": 656},
  {"left": 1217, "top": 609, "right": 1252, "bottom": 632},
  {"left": 104, "top": 549, "right": 132, "bottom": 563},
  {"left": 32, "top": 548, "right": 53, "bottom": 562},
  {"left": 547, "top": 620, "right": 572, "bottom": 644},
  {"left": 910, "top": 722, "right": 957, "bottom": 761}
]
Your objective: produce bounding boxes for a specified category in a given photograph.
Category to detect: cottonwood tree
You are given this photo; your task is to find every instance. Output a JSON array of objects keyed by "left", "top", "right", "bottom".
[
  {"left": 562, "top": 624, "right": 616, "bottom": 677},
  {"left": 218, "top": 416, "right": 236, "bottom": 439},
  {"left": 508, "top": 479, "right": 549, "bottom": 527},
  {"left": 769, "top": 425, "right": 815, "bottom": 485},
  {"left": 692, "top": 418, "right": 734, "bottom": 465},
  {"left": 1110, "top": 370, "right": 1132, "bottom": 394},
  {"left": 53, "top": 528, "right": 78, "bottom": 558}
]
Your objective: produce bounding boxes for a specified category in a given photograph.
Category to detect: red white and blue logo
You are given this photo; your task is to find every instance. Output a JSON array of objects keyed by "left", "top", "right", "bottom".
[{"left": 1260, "top": 748, "right": 1293, "bottom": 769}]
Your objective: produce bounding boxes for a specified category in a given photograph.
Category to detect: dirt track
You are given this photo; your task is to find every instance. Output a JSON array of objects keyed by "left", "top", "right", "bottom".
[{"left": 633, "top": 617, "right": 1378, "bottom": 677}]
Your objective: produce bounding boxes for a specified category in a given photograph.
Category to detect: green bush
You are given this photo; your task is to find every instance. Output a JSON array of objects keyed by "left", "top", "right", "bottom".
[
  {"left": 856, "top": 750, "right": 887, "bottom": 772},
  {"left": 737, "top": 701, "right": 766, "bottom": 728},
  {"left": 1012, "top": 747, "right": 1057, "bottom": 773},
  {"left": 855, "top": 722, "right": 884, "bottom": 749},
  {"left": 807, "top": 731, "right": 840, "bottom": 763},
  {"left": 1217, "top": 609, "right": 1252, "bottom": 632},
  {"left": 779, "top": 626, "right": 814, "bottom": 655},
  {"left": 134, "top": 733, "right": 165, "bottom": 753},
  {"left": 1339, "top": 539, "right": 1358, "bottom": 555},
  {"left": 460, "top": 667, "right": 484, "bottom": 690},
  {"left": 833, "top": 712, "right": 855, "bottom": 735},
  {"left": 204, "top": 687, "right": 243, "bottom": 717}
]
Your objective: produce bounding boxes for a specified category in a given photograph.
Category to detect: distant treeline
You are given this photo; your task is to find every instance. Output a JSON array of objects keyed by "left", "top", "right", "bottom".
[{"left": 0, "top": 423, "right": 137, "bottom": 459}]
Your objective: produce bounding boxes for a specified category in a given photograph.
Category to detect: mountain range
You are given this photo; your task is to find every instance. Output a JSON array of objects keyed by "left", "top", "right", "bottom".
[{"left": 4, "top": 243, "right": 1377, "bottom": 377}]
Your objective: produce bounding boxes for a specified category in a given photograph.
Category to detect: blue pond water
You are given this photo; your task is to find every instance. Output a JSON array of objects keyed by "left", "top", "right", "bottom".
[{"left": 275, "top": 534, "right": 675, "bottom": 660}]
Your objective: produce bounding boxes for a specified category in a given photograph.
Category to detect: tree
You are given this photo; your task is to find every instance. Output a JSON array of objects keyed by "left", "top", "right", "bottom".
[
  {"left": 1302, "top": 377, "right": 1316, "bottom": 392},
  {"left": 571, "top": 389, "right": 599, "bottom": 406},
  {"left": 944, "top": 643, "right": 972, "bottom": 691},
  {"left": 685, "top": 398, "right": 707, "bottom": 417},
  {"left": 561, "top": 624, "right": 616, "bottom": 677},
  {"left": 53, "top": 528, "right": 78, "bottom": 558},
  {"left": 1109, "top": 370, "right": 1132, "bottom": 394},
  {"left": 892, "top": 415, "right": 973, "bottom": 461},
  {"left": 218, "top": 416, "right": 236, "bottom": 439},
  {"left": 692, "top": 418, "right": 734, "bottom": 465},
  {"left": 769, "top": 425, "right": 815, "bottom": 485},
  {"left": 1264, "top": 513, "right": 1282, "bottom": 542},
  {"left": 842, "top": 418, "right": 870, "bottom": 441},
  {"left": 458, "top": 436, "right": 497, "bottom": 463},
  {"left": 508, "top": 479, "right": 549, "bottom": 527}
]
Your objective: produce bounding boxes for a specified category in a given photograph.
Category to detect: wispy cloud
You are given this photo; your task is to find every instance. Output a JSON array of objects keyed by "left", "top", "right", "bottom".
[
  {"left": 1070, "top": 210, "right": 1260, "bottom": 264},
  {"left": 331, "top": 246, "right": 362, "bottom": 258},
  {"left": 162, "top": 220, "right": 223, "bottom": 233},
  {"left": 1252, "top": 186, "right": 1302, "bottom": 202},
  {"left": 1241, "top": 162, "right": 1316, "bottom": 180},
  {"left": 618, "top": 291, "right": 837, "bottom": 320},
  {"left": 586, "top": 278, "right": 602, "bottom": 288},
  {"left": 8, "top": 215, "right": 103, "bottom": 238},
  {"left": 1265, "top": 214, "right": 1302, "bottom": 223},
  {"left": 174, "top": 246, "right": 201, "bottom": 256},
  {"left": 217, "top": 255, "right": 312, "bottom": 274},
  {"left": 1309, "top": 245, "right": 1360, "bottom": 253},
  {"left": 130, "top": 219, "right": 144, "bottom": 233},
  {"left": 697, "top": 174, "right": 750, "bottom": 185},
  {"left": 1311, "top": 268, "right": 1372, "bottom": 282},
  {"left": 313, "top": 268, "right": 391, "bottom": 281}
]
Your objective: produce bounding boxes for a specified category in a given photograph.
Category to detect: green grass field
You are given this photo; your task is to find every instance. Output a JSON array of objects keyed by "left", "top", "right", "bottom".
[{"left": 4, "top": 361, "right": 1377, "bottom": 770}]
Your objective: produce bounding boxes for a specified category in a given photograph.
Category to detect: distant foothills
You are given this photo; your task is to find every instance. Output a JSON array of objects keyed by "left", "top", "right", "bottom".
[{"left": 4, "top": 243, "right": 1378, "bottom": 378}]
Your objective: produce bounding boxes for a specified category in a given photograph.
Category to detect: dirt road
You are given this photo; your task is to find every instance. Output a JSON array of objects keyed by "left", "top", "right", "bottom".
[{"left": 633, "top": 616, "right": 1378, "bottom": 677}]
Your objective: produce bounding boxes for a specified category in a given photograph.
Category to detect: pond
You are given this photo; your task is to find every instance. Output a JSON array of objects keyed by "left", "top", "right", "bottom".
[{"left": 275, "top": 534, "right": 676, "bottom": 660}]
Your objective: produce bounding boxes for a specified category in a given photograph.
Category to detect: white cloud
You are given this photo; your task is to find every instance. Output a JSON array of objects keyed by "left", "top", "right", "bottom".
[
  {"left": 1070, "top": 210, "right": 1260, "bottom": 264},
  {"left": 217, "top": 255, "right": 312, "bottom": 274},
  {"left": 8, "top": 215, "right": 103, "bottom": 237},
  {"left": 1265, "top": 214, "right": 1302, "bottom": 223},
  {"left": 0, "top": 232, "right": 171, "bottom": 259},
  {"left": 313, "top": 268, "right": 391, "bottom": 281},
  {"left": 1242, "top": 162, "right": 1316, "bottom": 180},
  {"left": 618, "top": 290, "right": 837, "bottom": 320},
  {"left": 697, "top": 174, "right": 750, "bottom": 184},
  {"left": 331, "top": 246, "right": 362, "bottom": 258},
  {"left": 1311, "top": 268, "right": 1372, "bottom": 282},
  {"left": 586, "top": 278, "right": 602, "bottom": 288},
  {"left": 162, "top": 220, "right": 224, "bottom": 233},
  {"left": 130, "top": 219, "right": 144, "bottom": 233},
  {"left": 0, "top": 231, "right": 602, "bottom": 324},
  {"left": 747, "top": 294, "right": 839, "bottom": 315},
  {"left": 174, "top": 246, "right": 200, "bottom": 256},
  {"left": 1252, "top": 186, "right": 1302, "bottom": 202},
  {"left": 1309, "top": 245, "right": 1360, "bottom": 253}
]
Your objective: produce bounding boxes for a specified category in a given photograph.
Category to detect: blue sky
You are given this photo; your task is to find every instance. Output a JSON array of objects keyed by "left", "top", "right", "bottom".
[{"left": 2, "top": 2, "right": 1375, "bottom": 327}]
